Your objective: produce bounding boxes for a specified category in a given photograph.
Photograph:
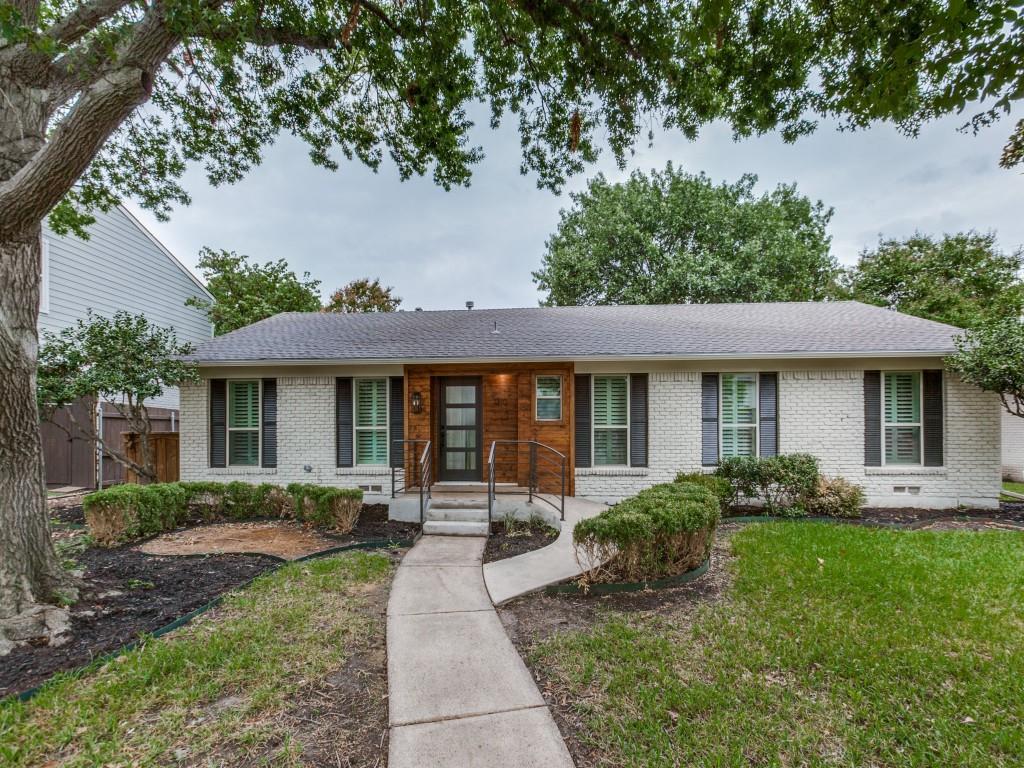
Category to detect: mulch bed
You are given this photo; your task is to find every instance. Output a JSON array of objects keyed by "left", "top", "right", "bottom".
[
  {"left": 725, "top": 503, "right": 1024, "bottom": 530},
  {"left": 484, "top": 520, "right": 559, "bottom": 563}
]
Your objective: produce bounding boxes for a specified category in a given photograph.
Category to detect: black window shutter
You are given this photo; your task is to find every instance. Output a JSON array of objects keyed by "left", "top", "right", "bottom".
[
  {"left": 210, "top": 379, "right": 226, "bottom": 468},
  {"left": 923, "top": 369, "right": 944, "bottom": 466},
  {"left": 261, "top": 379, "right": 277, "bottom": 468},
  {"left": 574, "top": 374, "right": 591, "bottom": 468},
  {"left": 759, "top": 373, "right": 778, "bottom": 457},
  {"left": 702, "top": 373, "right": 719, "bottom": 466},
  {"left": 864, "top": 371, "right": 882, "bottom": 466},
  {"left": 336, "top": 377, "right": 353, "bottom": 468},
  {"left": 629, "top": 374, "right": 649, "bottom": 467},
  {"left": 389, "top": 376, "right": 404, "bottom": 468}
]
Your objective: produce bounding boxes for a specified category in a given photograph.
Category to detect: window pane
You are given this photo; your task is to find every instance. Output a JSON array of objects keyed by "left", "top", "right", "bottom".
[
  {"left": 228, "top": 382, "right": 259, "bottom": 429},
  {"left": 229, "top": 430, "right": 258, "bottom": 466},
  {"left": 536, "top": 376, "right": 561, "bottom": 398},
  {"left": 356, "top": 379, "right": 387, "bottom": 427},
  {"left": 536, "top": 398, "right": 562, "bottom": 421},
  {"left": 885, "top": 426, "right": 921, "bottom": 464},
  {"left": 445, "top": 385, "right": 477, "bottom": 404},
  {"left": 885, "top": 373, "right": 920, "bottom": 424},
  {"left": 594, "top": 428, "right": 627, "bottom": 465},
  {"left": 446, "top": 408, "right": 476, "bottom": 426},
  {"left": 722, "top": 374, "right": 756, "bottom": 426},
  {"left": 593, "top": 377, "right": 627, "bottom": 427},
  {"left": 356, "top": 430, "right": 387, "bottom": 464},
  {"left": 722, "top": 426, "right": 756, "bottom": 458},
  {"left": 446, "top": 430, "right": 476, "bottom": 448}
]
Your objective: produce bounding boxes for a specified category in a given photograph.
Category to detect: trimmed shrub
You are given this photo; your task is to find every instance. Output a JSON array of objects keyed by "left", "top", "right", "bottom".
[
  {"left": 287, "top": 484, "right": 363, "bottom": 533},
  {"left": 674, "top": 471, "right": 732, "bottom": 510},
  {"left": 716, "top": 453, "right": 820, "bottom": 516},
  {"left": 806, "top": 476, "right": 865, "bottom": 518},
  {"left": 573, "top": 482, "right": 719, "bottom": 583},
  {"left": 84, "top": 481, "right": 364, "bottom": 546}
]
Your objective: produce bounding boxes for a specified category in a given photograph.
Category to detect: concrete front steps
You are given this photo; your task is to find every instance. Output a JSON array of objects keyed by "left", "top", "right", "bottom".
[{"left": 422, "top": 495, "right": 490, "bottom": 537}]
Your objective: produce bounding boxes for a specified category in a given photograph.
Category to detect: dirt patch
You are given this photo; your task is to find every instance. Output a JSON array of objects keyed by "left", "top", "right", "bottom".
[
  {"left": 342, "top": 503, "right": 420, "bottom": 543},
  {"left": 140, "top": 521, "right": 341, "bottom": 560},
  {"left": 0, "top": 545, "right": 277, "bottom": 699},
  {"left": 50, "top": 502, "right": 85, "bottom": 526},
  {"left": 499, "top": 525, "right": 741, "bottom": 768},
  {"left": 484, "top": 520, "right": 559, "bottom": 563}
]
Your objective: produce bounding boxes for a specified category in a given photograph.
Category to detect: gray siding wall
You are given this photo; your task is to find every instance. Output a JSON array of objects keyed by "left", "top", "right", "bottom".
[{"left": 40, "top": 206, "right": 213, "bottom": 409}]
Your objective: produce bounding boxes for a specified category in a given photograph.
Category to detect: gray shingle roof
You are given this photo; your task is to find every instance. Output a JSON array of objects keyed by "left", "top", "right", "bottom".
[{"left": 187, "top": 302, "right": 961, "bottom": 363}]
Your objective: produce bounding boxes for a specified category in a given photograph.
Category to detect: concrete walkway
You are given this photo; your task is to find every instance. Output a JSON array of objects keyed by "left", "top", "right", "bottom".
[
  {"left": 483, "top": 496, "right": 606, "bottom": 605},
  {"left": 387, "top": 535, "right": 575, "bottom": 768}
]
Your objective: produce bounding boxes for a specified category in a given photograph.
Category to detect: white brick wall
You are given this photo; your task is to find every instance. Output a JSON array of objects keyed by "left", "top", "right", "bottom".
[
  {"left": 575, "top": 366, "right": 1001, "bottom": 509},
  {"left": 1001, "top": 408, "right": 1024, "bottom": 481}
]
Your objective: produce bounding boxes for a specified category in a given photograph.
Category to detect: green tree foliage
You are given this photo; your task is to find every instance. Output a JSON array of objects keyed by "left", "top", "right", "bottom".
[
  {"left": 187, "top": 248, "right": 322, "bottom": 335},
  {"left": 534, "top": 166, "right": 837, "bottom": 306},
  {"left": 37, "top": 312, "right": 198, "bottom": 480},
  {"left": 324, "top": 277, "right": 401, "bottom": 313},
  {"left": 949, "top": 318, "right": 1024, "bottom": 418},
  {"left": 842, "top": 232, "right": 1024, "bottom": 329}
]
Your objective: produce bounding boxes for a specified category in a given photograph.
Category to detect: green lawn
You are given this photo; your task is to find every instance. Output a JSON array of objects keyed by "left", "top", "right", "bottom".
[
  {"left": 0, "top": 551, "right": 392, "bottom": 767},
  {"left": 1002, "top": 480, "right": 1024, "bottom": 498},
  {"left": 533, "top": 523, "right": 1024, "bottom": 767}
]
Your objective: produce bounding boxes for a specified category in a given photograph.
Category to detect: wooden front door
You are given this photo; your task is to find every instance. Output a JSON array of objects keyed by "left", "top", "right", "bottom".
[{"left": 438, "top": 377, "right": 482, "bottom": 481}]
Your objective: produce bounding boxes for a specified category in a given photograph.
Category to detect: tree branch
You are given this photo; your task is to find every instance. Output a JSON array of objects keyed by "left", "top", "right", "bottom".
[{"left": 46, "top": 0, "right": 134, "bottom": 47}]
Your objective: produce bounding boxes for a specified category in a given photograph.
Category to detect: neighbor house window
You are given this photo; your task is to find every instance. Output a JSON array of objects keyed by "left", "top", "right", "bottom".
[
  {"left": 535, "top": 375, "right": 562, "bottom": 421},
  {"left": 884, "top": 372, "right": 922, "bottom": 465},
  {"left": 593, "top": 375, "right": 628, "bottom": 465},
  {"left": 721, "top": 373, "right": 757, "bottom": 458},
  {"left": 228, "top": 380, "right": 260, "bottom": 466},
  {"left": 355, "top": 378, "right": 388, "bottom": 465}
]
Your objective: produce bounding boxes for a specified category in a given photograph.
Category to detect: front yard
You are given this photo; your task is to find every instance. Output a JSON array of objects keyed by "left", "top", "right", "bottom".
[
  {"left": 1, "top": 551, "right": 394, "bottom": 767},
  {"left": 507, "top": 523, "right": 1024, "bottom": 767}
]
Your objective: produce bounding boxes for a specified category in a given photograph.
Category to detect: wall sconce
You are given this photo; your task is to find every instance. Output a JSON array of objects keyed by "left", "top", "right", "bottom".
[{"left": 411, "top": 391, "right": 423, "bottom": 414}]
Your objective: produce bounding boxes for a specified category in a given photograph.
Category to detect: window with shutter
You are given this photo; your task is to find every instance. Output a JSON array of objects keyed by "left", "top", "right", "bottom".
[
  {"left": 884, "top": 372, "right": 922, "bottom": 464},
  {"left": 592, "top": 375, "right": 629, "bottom": 465},
  {"left": 721, "top": 373, "right": 757, "bottom": 458},
  {"left": 355, "top": 378, "right": 388, "bottom": 465},
  {"left": 227, "top": 380, "right": 260, "bottom": 466}
]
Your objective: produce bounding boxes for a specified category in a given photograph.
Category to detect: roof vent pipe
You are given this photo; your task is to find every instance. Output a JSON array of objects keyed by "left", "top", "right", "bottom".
[
  {"left": 414, "top": 307, "right": 422, "bottom": 311},
  {"left": 465, "top": 301, "right": 474, "bottom": 310}
]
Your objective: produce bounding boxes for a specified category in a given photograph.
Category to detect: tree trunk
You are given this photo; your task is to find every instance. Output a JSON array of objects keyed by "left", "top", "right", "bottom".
[{"left": 0, "top": 76, "right": 74, "bottom": 654}]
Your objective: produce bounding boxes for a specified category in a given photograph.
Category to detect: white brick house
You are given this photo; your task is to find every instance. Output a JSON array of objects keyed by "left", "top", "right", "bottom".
[{"left": 179, "top": 302, "right": 1002, "bottom": 511}]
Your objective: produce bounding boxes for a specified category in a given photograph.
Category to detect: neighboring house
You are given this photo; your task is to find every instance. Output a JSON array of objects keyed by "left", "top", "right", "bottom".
[
  {"left": 1002, "top": 410, "right": 1024, "bottom": 481},
  {"left": 40, "top": 205, "right": 213, "bottom": 488},
  {"left": 179, "top": 302, "right": 1002, "bottom": 512}
]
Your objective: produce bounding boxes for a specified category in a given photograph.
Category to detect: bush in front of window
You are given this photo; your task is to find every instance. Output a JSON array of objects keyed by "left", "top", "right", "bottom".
[
  {"left": 84, "top": 481, "right": 364, "bottom": 546},
  {"left": 573, "top": 482, "right": 720, "bottom": 584},
  {"left": 674, "top": 471, "right": 734, "bottom": 510},
  {"left": 805, "top": 476, "right": 865, "bottom": 518},
  {"left": 715, "top": 453, "right": 820, "bottom": 516}
]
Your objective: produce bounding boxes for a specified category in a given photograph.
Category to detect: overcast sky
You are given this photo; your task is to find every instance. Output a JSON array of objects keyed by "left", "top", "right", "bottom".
[{"left": 126, "top": 108, "right": 1022, "bottom": 311}]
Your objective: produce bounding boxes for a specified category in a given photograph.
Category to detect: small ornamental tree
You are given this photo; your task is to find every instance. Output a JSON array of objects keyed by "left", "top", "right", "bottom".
[
  {"left": 187, "top": 248, "right": 322, "bottom": 335},
  {"left": 37, "top": 312, "right": 198, "bottom": 481},
  {"left": 324, "top": 277, "right": 401, "bottom": 313},
  {"left": 948, "top": 319, "right": 1024, "bottom": 418}
]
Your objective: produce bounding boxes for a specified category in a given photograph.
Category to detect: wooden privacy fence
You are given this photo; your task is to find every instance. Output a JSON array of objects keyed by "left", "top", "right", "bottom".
[{"left": 123, "top": 432, "right": 180, "bottom": 484}]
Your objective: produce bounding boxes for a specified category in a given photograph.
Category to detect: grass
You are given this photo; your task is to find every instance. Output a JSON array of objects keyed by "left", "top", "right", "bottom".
[
  {"left": 1001, "top": 480, "right": 1024, "bottom": 499},
  {"left": 533, "top": 523, "right": 1024, "bottom": 767},
  {"left": 0, "top": 551, "right": 392, "bottom": 767}
]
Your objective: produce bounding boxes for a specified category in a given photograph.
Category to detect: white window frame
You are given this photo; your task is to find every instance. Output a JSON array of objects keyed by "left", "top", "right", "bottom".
[
  {"left": 353, "top": 377, "right": 390, "bottom": 466},
  {"left": 535, "top": 374, "right": 563, "bottom": 422},
  {"left": 592, "top": 374, "right": 630, "bottom": 467},
  {"left": 40, "top": 237, "right": 50, "bottom": 314},
  {"left": 882, "top": 370, "right": 923, "bottom": 466},
  {"left": 227, "top": 379, "right": 261, "bottom": 467},
  {"left": 720, "top": 373, "right": 759, "bottom": 460}
]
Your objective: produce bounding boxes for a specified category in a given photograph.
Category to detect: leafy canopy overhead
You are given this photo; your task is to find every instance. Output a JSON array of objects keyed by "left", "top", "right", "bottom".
[
  {"left": 324, "top": 277, "right": 401, "bottom": 313},
  {"left": 2, "top": 0, "right": 1020, "bottom": 240},
  {"left": 533, "top": 165, "right": 837, "bottom": 306},
  {"left": 842, "top": 232, "right": 1024, "bottom": 329},
  {"left": 187, "top": 247, "right": 322, "bottom": 334},
  {"left": 949, "top": 318, "right": 1024, "bottom": 419}
]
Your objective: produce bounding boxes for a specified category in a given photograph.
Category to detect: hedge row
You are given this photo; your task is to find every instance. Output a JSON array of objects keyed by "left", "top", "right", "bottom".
[
  {"left": 574, "top": 482, "right": 720, "bottom": 583},
  {"left": 83, "top": 481, "right": 364, "bottom": 546}
]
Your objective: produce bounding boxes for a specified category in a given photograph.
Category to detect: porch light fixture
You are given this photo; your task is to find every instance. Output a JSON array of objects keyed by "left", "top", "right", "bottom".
[{"left": 411, "top": 391, "right": 423, "bottom": 414}]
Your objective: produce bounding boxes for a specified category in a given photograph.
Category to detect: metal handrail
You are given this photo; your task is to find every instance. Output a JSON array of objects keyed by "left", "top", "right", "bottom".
[
  {"left": 391, "top": 439, "right": 432, "bottom": 525},
  {"left": 487, "top": 440, "right": 566, "bottom": 524}
]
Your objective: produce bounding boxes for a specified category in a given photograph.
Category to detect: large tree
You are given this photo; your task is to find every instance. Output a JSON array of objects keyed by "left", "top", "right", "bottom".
[
  {"left": 187, "top": 248, "right": 322, "bottom": 335},
  {"left": 324, "top": 277, "right": 401, "bottom": 313},
  {"left": 842, "top": 232, "right": 1024, "bottom": 329},
  {"left": 534, "top": 166, "right": 837, "bottom": 306},
  {"left": 0, "top": 0, "right": 1020, "bottom": 648}
]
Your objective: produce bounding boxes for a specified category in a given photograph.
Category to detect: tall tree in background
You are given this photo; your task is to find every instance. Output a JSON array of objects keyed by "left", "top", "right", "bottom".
[
  {"left": 842, "top": 232, "right": 1024, "bottom": 329},
  {"left": 0, "top": 0, "right": 1020, "bottom": 651},
  {"left": 324, "top": 278, "right": 401, "bottom": 313},
  {"left": 534, "top": 167, "right": 837, "bottom": 306},
  {"left": 187, "top": 249, "right": 322, "bottom": 335}
]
